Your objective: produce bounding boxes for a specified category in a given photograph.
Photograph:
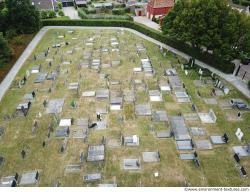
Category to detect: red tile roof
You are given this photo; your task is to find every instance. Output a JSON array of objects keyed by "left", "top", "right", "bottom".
[{"left": 148, "top": 0, "right": 174, "bottom": 8}]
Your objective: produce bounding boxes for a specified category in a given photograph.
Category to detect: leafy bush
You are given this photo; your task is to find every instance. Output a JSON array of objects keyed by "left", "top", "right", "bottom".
[
  {"left": 232, "top": 0, "right": 240, "bottom": 4},
  {"left": 112, "top": 8, "right": 125, "bottom": 15},
  {"left": 40, "top": 10, "right": 57, "bottom": 19},
  {"left": 113, "top": 3, "right": 126, "bottom": 8},
  {"left": 41, "top": 19, "right": 234, "bottom": 73},
  {"left": 0, "top": 32, "right": 12, "bottom": 67},
  {"left": 124, "top": 7, "right": 130, "bottom": 13},
  {"left": 58, "top": 10, "right": 64, "bottom": 17},
  {"left": 48, "top": 10, "right": 56, "bottom": 18},
  {"left": 241, "top": 0, "right": 250, "bottom": 6},
  {"left": 5, "top": 28, "right": 17, "bottom": 39},
  {"left": 40, "top": 10, "right": 48, "bottom": 19},
  {"left": 13, "top": 36, "right": 24, "bottom": 45},
  {"left": 58, "top": 2, "right": 63, "bottom": 9},
  {"left": 85, "top": 8, "right": 97, "bottom": 14}
]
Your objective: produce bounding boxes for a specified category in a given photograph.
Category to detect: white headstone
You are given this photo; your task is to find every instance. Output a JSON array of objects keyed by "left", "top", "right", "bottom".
[
  {"left": 26, "top": 70, "right": 30, "bottom": 78},
  {"left": 235, "top": 128, "right": 243, "bottom": 141},
  {"left": 224, "top": 87, "right": 230, "bottom": 95}
]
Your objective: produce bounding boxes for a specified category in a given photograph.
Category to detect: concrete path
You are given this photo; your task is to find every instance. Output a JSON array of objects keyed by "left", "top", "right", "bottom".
[
  {"left": 133, "top": 16, "right": 161, "bottom": 31},
  {"left": 1, "top": 26, "right": 249, "bottom": 102},
  {"left": 62, "top": 7, "right": 80, "bottom": 20}
]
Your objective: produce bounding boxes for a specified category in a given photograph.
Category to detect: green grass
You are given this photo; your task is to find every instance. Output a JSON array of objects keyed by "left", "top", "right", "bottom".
[{"left": 0, "top": 28, "right": 249, "bottom": 187}]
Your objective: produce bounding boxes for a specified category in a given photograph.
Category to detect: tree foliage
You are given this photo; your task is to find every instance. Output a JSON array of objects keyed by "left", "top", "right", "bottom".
[
  {"left": 162, "top": 0, "right": 250, "bottom": 62},
  {"left": 0, "top": 32, "right": 12, "bottom": 67},
  {"left": 5, "top": 0, "right": 41, "bottom": 33}
]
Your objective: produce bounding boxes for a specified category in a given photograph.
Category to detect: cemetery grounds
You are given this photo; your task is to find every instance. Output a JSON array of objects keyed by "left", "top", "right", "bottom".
[{"left": 0, "top": 28, "right": 250, "bottom": 187}]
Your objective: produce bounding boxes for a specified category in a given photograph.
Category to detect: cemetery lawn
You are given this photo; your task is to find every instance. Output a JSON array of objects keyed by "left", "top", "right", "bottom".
[{"left": 0, "top": 28, "right": 250, "bottom": 187}]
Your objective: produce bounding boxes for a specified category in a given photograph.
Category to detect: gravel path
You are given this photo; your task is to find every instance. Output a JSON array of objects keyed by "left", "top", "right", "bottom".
[{"left": 0, "top": 26, "right": 249, "bottom": 101}]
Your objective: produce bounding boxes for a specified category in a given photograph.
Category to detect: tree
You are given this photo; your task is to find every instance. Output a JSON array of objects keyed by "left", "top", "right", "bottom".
[
  {"left": 162, "top": 0, "right": 250, "bottom": 63},
  {"left": 6, "top": 0, "right": 41, "bottom": 34},
  {"left": 0, "top": 32, "right": 12, "bottom": 67}
]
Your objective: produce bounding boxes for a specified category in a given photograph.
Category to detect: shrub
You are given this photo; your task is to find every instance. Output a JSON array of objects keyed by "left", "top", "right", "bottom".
[
  {"left": 40, "top": 10, "right": 48, "bottom": 19},
  {"left": 84, "top": 8, "right": 97, "bottom": 14},
  {"left": 112, "top": 8, "right": 125, "bottom": 15},
  {"left": 232, "top": 0, "right": 240, "bottom": 4},
  {"left": 58, "top": 2, "right": 63, "bottom": 9},
  {"left": 13, "top": 36, "right": 24, "bottom": 45},
  {"left": 241, "top": 0, "right": 250, "bottom": 6},
  {"left": 5, "top": 28, "right": 17, "bottom": 39},
  {"left": 48, "top": 10, "right": 56, "bottom": 18},
  {"left": 58, "top": 10, "right": 64, "bottom": 17},
  {"left": 113, "top": 3, "right": 126, "bottom": 8},
  {"left": 124, "top": 7, "right": 130, "bottom": 13},
  {"left": 41, "top": 19, "right": 234, "bottom": 73},
  {"left": 248, "top": 80, "right": 250, "bottom": 90}
]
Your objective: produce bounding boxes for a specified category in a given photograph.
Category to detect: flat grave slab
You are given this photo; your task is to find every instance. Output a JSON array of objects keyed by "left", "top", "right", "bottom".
[
  {"left": 152, "top": 111, "right": 168, "bottom": 122},
  {"left": 189, "top": 127, "right": 206, "bottom": 136},
  {"left": 96, "top": 107, "right": 108, "bottom": 114},
  {"left": 55, "top": 127, "right": 69, "bottom": 137},
  {"left": 170, "top": 116, "right": 191, "bottom": 141},
  {"left": 93, "top": 120, "right": 107, "bottom": 130},
  {"left": 204, "top": 98, "right": 217, "bottom": 105},
  {"left": 215, "top": 89, "right": 224, "bottom": 96},
  {"left": 179, "top": 153, "right": 195, "bottom": 160},
  {"left": 68, "top": 82, "right": 79, "bottom": 90},
  {"left": 210, "top": 136, "right": 226, "bottom": 144},
  {"left": 59, "top": 119, "right": 72, "bottom": 127},
  {"left": 87, "top": 145, "right": 105, "bottom": 162},
  {"left": 65, "top": 164, "right": 81, "bottom": 172},
  {"left": 135, "top": 104, "right": 152, "bottom": 116},
  {"left": 218, "top": 100, "right": 232, "bottom": 110},
  {"left": 123, "top": 90, "right": 135, "bottom": 103},
  {"left": 23, "top": 93, "right": 34, "bottom": 101},
  {"left": 156, "top": 131, "right": 172, "bottom": 138},
  {"left": 225, "top": 111, "right": 242, "bottom": 121},
  {"left": 195, "top": 140, "right": 213, "bottom": 150},
  {"left": 123, "top": 159, "right": 140, "bottom": 170},
  {"left": 168, "top": 76, "right": 182, "bottom": 90},
  {"left": 19, "top": 171, "right": 39, "bottom": 186},
  {"left": 46, "top": 99, "right": 64, "bottom": 114},
  {"left": 232, "top": 146, "right": 250, "bottom": 157},
  {"left": 183, "top": 113, "right": 199, "bottom": 121},
  {"left": 0, "top": 175, "right": 17, "bottom": 187},
  {"left": 198, "top": 109, "right": 217, "bottom": 123},
  {"left": 82, "top": 91, "right": 96, "bottom": 97},
  {"left": 149, "top": 90, "right": 162, "bottom": 102},
  {"left": 159, "top": 80, "right": 171, "bottom": 91},
  {"left": 107, "top": 138, "right": 121, "bottom": 148},
  {"left": 98, "top": 184, "right": 117, "bottom": 187},
  {"left": 176, "top": 140, "right": 193, "bottom": 150},
  {"left": 31, "top": 66, "right": 40, "bottom": 74},
  {"left": 142, "top": 152, "right": 160, "bottom": 162},
  {"left": 33, "top": 73, "right": 47, "bottom": 83},
  {"left": 96, "top": 89, "right": 109, "bottom": 99},
  {"left": 83, "top": 173, "right": 101, "bottom": 182},
  {"left": 124, "top": 135, "right": 139, "bottom": 146}
]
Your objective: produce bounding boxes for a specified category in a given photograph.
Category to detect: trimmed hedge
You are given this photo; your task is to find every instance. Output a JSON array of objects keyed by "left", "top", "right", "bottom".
[
  {"left": 42, "top": 19, "right": 234, "bottom": 74},
  {"left": 78, "top": 9, "right": 132, "bottom": 20}
]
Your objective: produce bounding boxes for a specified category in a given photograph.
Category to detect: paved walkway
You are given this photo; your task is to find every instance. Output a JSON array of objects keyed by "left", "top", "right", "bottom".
[
  {"left": 62, "top": 7, "right": 80, "bottom": 20},
  {"left": 133, "top": 16, "right": 161, "bottom": 31},
  {"left": 0, "top": 26, "right": 249, "bottom": 101}
]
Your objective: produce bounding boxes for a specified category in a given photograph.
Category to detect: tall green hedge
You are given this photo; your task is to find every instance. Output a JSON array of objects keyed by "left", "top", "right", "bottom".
[{"left": 42, "top": 19, "right": 234, "bottom": 74}]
